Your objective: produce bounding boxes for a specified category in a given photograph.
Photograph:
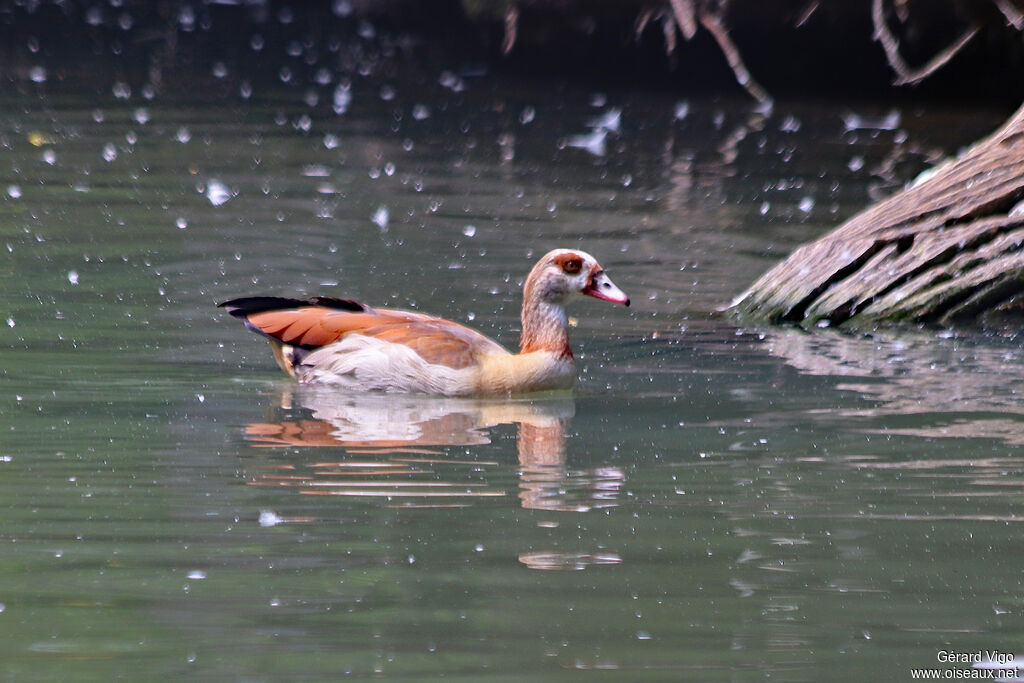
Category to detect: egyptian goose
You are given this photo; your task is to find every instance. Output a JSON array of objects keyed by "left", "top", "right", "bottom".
[{"left": 219, "top": 249, "right": 629, "bottom": 396}]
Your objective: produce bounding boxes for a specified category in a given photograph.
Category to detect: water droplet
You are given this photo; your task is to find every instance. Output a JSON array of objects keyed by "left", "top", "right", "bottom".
[
  {"left": 412, "top": 104, "right": 430, "bottom": 121},
  {"left": 7, "top": 185, "right": 21, "bottom": 199},
  {"left": 176, "top": 217, "right": 187, "bottom": 230},
  {"left": 439, "top": 70, "right": 465, "bottom": 92},
  {"left": 259, "top": 510, "right": 283, "bottom": 527},
  {"left": 205, "top": 180, "right": 232, "bottom": 206},
  {"left": 178, "top": 5, "right": 195, "bottom": 30},
  {"left": 779, "top": 115, "right": 801, "bottom": 132},
  {"left": 333, "top": 0, "right": 354, "bottom": 17},
  {"left": 333, "top": 83, "right": 351, "bottom": 115},
  {"left": 28, "top": 66, "right": 46, "bottom": 83},
  {"left": 372, "top": 205, "right": 389, "bottom": 229},
  {"left": 195, "top": 394, "right": 205, "bottom": 403},
  {"left": 187, "top": 570, "right": 206, "bottom": 580},
  {"left": 102, "top": 143, "right": 117, "bottom": 162},
  {"left": 67, "top": 271, "right": 79, "bottom": 285},
  {"left": 841, "top": 109, "right": 900, "bottom": 131},
  {"left": 587, "top": 108, "right": 621, "bottom": 132},
  {"left": 562, "top": 128, "right": 607, "bottom": 156},
  {"left": 302, "top": 165, "right": 331, "bottom": 177},
  {"left": 463, "top": 225, "right": 476, "bottom": 237}
]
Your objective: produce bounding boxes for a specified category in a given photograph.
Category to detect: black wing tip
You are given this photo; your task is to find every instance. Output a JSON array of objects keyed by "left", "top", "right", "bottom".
[
  {"left": 309, "top": 296, "right": 367, "bottom": 312},
  {"left": 218, "top": 296, "right": 308, "bottom": 318},
  {"left": 218, "top": 295, "right": 369, "bottom": 318}
]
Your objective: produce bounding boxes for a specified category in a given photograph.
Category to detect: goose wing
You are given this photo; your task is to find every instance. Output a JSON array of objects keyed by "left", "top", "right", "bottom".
[{"left": 219, "top": 296, "right": 508, "bottom": 370}]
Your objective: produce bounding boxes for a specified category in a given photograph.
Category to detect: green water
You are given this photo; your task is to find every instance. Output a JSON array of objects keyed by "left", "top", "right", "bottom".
[{"left": 1, "top": 76, "right": 1021, "bottom": 680}]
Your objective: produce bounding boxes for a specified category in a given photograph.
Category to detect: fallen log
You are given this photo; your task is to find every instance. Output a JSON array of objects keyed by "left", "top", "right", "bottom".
[{"left": 731, "top": 101, "right": 1024, "bottom": 327}]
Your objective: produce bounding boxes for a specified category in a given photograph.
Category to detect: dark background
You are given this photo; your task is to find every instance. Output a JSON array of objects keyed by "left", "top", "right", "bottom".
[{"left": 0, "top": 0, "right": 1020, "bottom": 103}]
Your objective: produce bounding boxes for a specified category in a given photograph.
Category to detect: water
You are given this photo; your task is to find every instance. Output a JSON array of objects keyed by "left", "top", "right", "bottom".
[{"left": 1, "top": 72, "right": 1021, "bottom": 679}]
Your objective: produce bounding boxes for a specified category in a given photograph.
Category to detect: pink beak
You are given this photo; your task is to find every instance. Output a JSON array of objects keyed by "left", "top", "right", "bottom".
[{"left": 584, "top": 269, "right": 630, "bottom": 306}]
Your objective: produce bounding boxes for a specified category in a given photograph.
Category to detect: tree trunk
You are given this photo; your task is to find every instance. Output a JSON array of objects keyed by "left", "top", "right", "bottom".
[{"left": 731, "top": 102, "right": 1024, "bottom": 327}]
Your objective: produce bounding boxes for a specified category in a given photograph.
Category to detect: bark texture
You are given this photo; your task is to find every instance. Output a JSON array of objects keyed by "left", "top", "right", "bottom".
[{"left": 732, "top": 102, "right": 1024, "bottom": 327}]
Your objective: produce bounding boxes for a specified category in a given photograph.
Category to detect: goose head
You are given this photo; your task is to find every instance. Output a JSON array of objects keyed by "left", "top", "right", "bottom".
[{"left": 524, "top": 249, "right": 630, "bottom": 308}]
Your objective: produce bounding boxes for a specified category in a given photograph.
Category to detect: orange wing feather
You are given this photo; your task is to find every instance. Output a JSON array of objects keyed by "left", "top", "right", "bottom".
[{"left": 241, "top": 304, "right": 508, "bottom": 370}]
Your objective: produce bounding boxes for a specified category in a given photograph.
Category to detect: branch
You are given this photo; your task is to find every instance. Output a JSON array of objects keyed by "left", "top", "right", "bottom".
[
  {"left": 663, "top": 11, "right": 678, "bottom": 55},
  {"left": 893, "top": 0, "right": 910, "bottom": 23},
  {"left": 992, "top": 0, "right": 1024, "bottom": 30},
  {"left": 670, "top": 0, "right": 698, "bottom": 40},
  {"left": 697, "top": 9, "right": 773, "bottom": 105},
  {"left": 502, "top": 5, "right": 519, "bottom": 55},
  {"left": 795, "top": 1, "right": 819, "bottom": 28},
  {"left": 634, "top": 7, "right": 655, "bottom": 40},
  {"left": 871, "top": 0, "right": 979, "bottom": 86}
]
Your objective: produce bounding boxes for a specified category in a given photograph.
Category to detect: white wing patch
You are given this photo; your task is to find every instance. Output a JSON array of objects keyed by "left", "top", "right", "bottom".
[{"left": 296, "top": 334, "right": 480, "bottom": 396}]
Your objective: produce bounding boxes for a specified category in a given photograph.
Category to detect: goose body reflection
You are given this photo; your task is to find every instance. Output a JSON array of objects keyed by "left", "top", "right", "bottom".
[
  {"left": 220, "top": 249, "right": 629, "bottom": 396},
  {"left": 246, "top": 386, "right": 575, "bottom": 450},
  {"left": 244, "top": 387, "right": 624, "bottom": 512}
]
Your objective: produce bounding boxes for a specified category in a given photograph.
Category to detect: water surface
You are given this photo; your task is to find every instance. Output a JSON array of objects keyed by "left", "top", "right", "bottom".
[{"left": 1, "top": 72, "right": 1021, "bottom": 680}]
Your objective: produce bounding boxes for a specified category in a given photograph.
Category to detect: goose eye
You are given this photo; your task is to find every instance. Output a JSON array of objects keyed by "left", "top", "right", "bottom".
[{"left": 561, "top": 259, "right": 582, "bottom": 274}]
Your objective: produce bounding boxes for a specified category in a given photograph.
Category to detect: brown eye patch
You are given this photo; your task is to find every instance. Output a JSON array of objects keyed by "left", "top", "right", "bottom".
[{"left": 553, "top": 252, "right": 583, "bottom": 274}]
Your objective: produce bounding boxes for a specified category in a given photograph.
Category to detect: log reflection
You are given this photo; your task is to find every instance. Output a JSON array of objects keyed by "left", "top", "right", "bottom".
[
  {"left": 242, "top": 386, "right": 624, "bottom": 511},
  {"left": 765, "top": 327, "right": 1024, "bottom": 444}
]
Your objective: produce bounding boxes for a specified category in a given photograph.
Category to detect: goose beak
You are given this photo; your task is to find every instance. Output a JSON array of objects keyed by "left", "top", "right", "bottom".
[{"left": 584, "top": 269, "right": 630, "bottom": 306}]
